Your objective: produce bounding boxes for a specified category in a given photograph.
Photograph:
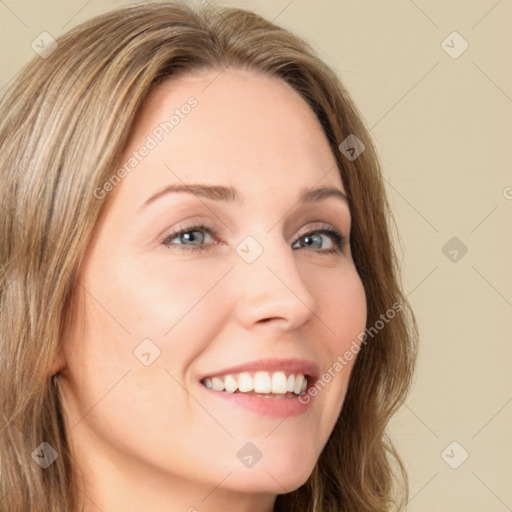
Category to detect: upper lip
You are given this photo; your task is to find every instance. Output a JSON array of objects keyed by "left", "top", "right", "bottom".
[{"left": 199, "top": 358, "right": 320, "bottom": 381}]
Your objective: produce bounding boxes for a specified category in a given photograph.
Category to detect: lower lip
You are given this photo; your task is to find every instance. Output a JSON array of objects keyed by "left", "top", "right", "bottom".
[{"left": 197, "top": 382, "right": 316, "bottom": 418}]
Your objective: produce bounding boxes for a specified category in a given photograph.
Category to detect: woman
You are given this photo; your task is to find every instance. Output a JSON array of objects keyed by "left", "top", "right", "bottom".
[{"left": 0, "top": 2, "right": 418, "bottom": 511}]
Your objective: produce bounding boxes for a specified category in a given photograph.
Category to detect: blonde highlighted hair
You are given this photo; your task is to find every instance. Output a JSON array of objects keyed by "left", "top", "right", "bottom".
[{"left": 0, "top": 2, "right": 417, "bottom": 511}]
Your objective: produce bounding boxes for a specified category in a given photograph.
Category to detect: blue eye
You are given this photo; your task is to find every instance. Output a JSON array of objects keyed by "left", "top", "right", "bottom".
[
  {"left": 161, "top": 223, "right": 346, "bottom": 254},
  {"left": 162, "top": 224, "right": 218, "bottom": 251},
  {"left": 292, "top": 228, "right": 346, "bottom": 253}
]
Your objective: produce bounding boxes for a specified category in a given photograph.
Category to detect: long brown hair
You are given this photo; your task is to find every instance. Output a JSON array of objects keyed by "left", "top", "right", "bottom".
[{"left": 0, "top": 2, "right": 418, "bottom": 510}]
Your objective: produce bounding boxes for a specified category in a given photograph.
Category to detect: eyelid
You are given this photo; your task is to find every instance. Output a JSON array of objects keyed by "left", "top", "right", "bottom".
[
  {"left": 160, "top": 220, "right": 347, "bottom": 254},
  {"left": 293, "top": 223, "right": 347, "bottom": 253},
  {"left": 160, "top": 221, "right": 220, "bottom": 248}
]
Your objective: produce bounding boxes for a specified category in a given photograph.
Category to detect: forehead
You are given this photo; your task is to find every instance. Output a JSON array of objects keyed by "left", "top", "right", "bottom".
[{"left": 112, "top": 68, "right": 344, "bottom": 209}]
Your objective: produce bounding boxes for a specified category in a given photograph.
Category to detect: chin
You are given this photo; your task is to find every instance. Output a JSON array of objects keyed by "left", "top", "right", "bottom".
[{"left": 226, "top": 458, "right": 315, "bottom": 495}]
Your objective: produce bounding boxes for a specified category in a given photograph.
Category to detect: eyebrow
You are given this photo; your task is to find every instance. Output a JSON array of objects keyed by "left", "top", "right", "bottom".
[{"left": 140, "top": 183, "right": 349, "bottom": 210}]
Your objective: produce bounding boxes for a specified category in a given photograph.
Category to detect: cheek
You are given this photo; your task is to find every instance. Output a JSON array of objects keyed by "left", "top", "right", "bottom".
[
  {"left": 82, "top": 251, "right": 232, "bottom": 341},
  {"left": 66, "top": 255, "right": 233, "bottom": 415},
  {"left": 61, "top": 260, "right": 214, "bottom": 465},
  {"left": 310, "top": 264, "right": 367, "bottom": 348},
  {"left": 65, "top": 257, "right": 226, "bottom": 403},
  {"left": 305, "top": 265, "right": 367, "bottom": 398}
]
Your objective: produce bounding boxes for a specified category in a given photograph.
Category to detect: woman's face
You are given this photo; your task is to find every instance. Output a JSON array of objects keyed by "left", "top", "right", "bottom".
[{"left": 57, "top": 69, "right": 367, "bottom": 509}]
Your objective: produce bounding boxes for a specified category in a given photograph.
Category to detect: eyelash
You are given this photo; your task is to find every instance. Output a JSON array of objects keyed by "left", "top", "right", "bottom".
[{"left": 160, "top": 222, "right": 347, "bottom": 255}]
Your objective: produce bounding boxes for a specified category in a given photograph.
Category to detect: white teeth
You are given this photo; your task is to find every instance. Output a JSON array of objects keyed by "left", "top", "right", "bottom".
[
  {"left": 202, "top": 371, "right": 308, "bottom": 396},
  {"left": 286, "top": 374, "right": 295, "bottom": 392},
  {"left": 271, "top": 371, "right": 288, "bottom": 394},
  {"left": 253, "top": 371, "right": 272, "bottom": 393},
  {"left": 211, "top": 377, "right": 225, "bottom": 391},
  {"left": 237, "top": 372, "right": 254, "bottom": 392},
  {"left": 293, "top": 374, "right": 304, "bottom": 395},
  {"left": 224, "top": 374, "right": 238, "bottom": 393}
]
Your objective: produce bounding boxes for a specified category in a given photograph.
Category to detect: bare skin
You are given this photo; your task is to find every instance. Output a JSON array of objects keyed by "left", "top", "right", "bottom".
[{"left": 54, "top": 68, "right": 367, "bottom": 512}]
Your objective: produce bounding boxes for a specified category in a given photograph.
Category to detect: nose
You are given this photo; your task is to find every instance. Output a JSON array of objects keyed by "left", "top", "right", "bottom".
[{"left": 232, "top": 234, "right": 319, "bottom": 333}]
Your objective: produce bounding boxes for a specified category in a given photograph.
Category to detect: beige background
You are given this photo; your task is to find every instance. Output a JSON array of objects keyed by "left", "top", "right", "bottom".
[{"left": 1, "top": 1, "right": 511, "bottom": 510}]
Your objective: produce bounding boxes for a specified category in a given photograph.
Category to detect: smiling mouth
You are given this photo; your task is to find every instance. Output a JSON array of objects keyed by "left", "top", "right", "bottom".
[{"left": 200, "top": 370, "right": 309, "bottom": 398}]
